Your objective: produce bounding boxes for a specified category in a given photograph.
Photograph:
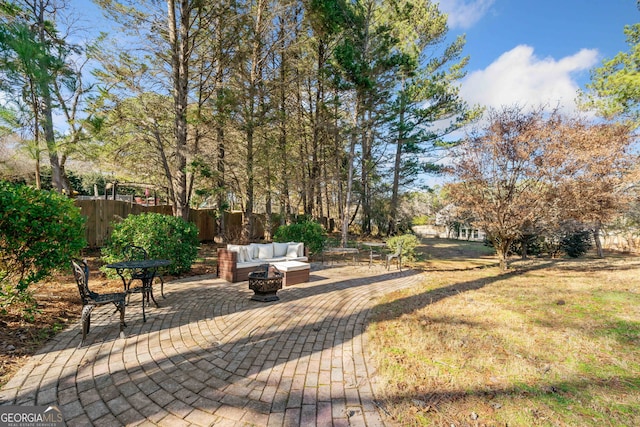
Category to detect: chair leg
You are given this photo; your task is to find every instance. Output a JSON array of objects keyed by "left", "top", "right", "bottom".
[
  {"left": 387, "top": 254, "right": 401, "bottom": 271},
  {"left": 158, "top": 276, "right": 165, "bottom": 299},
  {"left": 116, "top": 300, "right": 126, "bottom": 338},
  {"left": 80, "top": 304, "right": 94, "bottom": 347}
]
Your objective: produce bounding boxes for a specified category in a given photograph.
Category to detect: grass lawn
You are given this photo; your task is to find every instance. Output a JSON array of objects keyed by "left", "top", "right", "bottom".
[{"left": 369, "top": 238, "right": 640, "bottom": 426}]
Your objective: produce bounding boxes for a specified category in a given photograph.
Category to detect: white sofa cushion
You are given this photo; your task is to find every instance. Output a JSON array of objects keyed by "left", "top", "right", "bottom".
[
  {"left": 240, "top": 246, "right": 252, "bottom": 262},
  {"left": 286, "top": 256, "right": 308, "bottom": 262},
  {"left": 225, "top": 242, "right": 306, "bottom": 265},
  {"left": 227, "top": 244, "right": 246, "bottom": 262},
  {"left": 255, "top": 243, "right": 274, "bottom": 259},
  {"left": 248, "top": 243, "right": 259, "bottom": 259},
  {"left": 273, "top": 242, "right": 289, "bottom": 257},
  {"left": 237, "top": 260, "right": 265, "bottom": 269},
  {"left": 262, "top": 257, "right": 288, "bottom": 263},
  {"left": 286, "top": 244, "right": 299, "bottom": 258},
  {"left": 287, "top": 242, "right": 304, "bottom": 257},
  {"left": 272, "top": 260, "right": 310, "bottom": 272}
]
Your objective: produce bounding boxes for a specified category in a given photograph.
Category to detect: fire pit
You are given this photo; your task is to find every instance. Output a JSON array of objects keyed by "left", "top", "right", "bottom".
[{"left": 248, "top": 264, "right": 283, "bottom": 302}]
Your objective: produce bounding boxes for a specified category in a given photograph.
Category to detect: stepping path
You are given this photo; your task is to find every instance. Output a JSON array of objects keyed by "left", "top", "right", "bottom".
[{"left": 0, "top": 264, "right": 424, "bottom": 426}]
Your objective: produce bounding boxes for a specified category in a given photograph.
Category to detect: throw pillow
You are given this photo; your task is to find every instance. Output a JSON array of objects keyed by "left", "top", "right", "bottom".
[
  {"left": 287, "top": 242, "right": 304, "bottom": 257},
  {"left": 240, "top": 246, "right": 251, "bottom": 262},
  {"left": 286, "top": 244, "right": 299, "bottom": 258},
  {"left": 227, "top": 245, "right": 245, "bottom": 262},
  {"left": 248, "top": 243, "right": 259, "bottom": 259}
]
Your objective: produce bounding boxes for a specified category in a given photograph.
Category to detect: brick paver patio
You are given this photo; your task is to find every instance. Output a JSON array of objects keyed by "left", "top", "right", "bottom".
[{"left": 0, "top": 264, "right": 424, "bottom": 426}]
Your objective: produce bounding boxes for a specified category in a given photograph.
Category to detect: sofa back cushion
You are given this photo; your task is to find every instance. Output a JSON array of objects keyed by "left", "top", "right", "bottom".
[
  {"left": 273, "top": 242, "right": 289, "bottom": 257},
  {"left": 255, "top": 243, "right": 274, "bottom": 259},
  {"left": 240, "top": 246, "right": 252, "bottom": 262},
  {"left": 248, "top": 243, "right": 259, "bottom": 260}
]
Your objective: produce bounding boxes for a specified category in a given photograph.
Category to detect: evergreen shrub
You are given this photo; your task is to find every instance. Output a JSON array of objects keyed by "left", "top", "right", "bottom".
[
  {"left": 101, "top": 213, "right": 199, "bottom": 275},
  {"left": 273, "top": 220, "right": 326, "bottom": 256},
  {"left": 561, "top": 230, "right": 593, "bottom": 258},
  {"left": 386, "top": 233, "right": 420, "bottom": 261},
  {"left": 0, "top": 181, "right": 86, "bottom": 311}
]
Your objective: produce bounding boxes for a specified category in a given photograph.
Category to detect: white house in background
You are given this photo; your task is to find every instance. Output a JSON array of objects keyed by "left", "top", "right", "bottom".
[
  {"left": 412, "top": 224, "right": 486, "bottom": 242},
  {"left": 456, "top": 227, "right": 486, "bottom": 242},
  {"left": 411, "top": 204, "right": 486, "bottom": 242}
]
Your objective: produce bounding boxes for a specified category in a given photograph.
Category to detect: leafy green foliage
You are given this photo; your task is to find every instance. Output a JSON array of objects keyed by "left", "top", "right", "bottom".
[
  {"left": 386, "top": 233, "right": 420, "bottom": 261},
  {"left": 0, "top": 181, "right": 86, "bottom": 311},
  {"left": 581, "top": 24, "right": 640, "bottom": 125},
  {"left": 411, "top": 215, "right": 430, "bottom": 226},
  {"left": 273, "top": 221, "right": 327, "bottom": 256},
  {"left": 510, "top": 235, "right": 545, "bottom": 257},
  {"left": 101, "top": 213, "right": 199, "bottom": 275}
]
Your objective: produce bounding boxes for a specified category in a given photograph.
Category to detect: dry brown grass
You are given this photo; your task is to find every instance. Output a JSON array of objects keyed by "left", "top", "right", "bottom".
[{"left": 369, "top": 239, "right": 640, "bottom": 426}]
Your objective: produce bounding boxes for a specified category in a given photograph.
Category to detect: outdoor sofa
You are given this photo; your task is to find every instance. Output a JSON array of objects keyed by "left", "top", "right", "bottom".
[{"left": 217, "top": 242, "right": 309, "bottom": 285}]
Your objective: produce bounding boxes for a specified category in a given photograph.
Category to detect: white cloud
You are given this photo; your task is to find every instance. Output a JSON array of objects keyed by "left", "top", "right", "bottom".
[
  {"left": 460, "top": 45, "right": 599, "bottom": 113},
  {"left": 437, "top": 0, "right": 495, "bottom": 29}
]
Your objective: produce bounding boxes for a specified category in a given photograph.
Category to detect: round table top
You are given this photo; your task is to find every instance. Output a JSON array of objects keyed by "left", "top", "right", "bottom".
[
  {"left": 360, "top": 242, "right": 387, "bottom": 247},
  {"left": 106, "top": 259, "right": 171, "bottom": 269}
]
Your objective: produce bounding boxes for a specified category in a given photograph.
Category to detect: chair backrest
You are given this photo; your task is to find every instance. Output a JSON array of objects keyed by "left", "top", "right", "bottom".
[
  {"left": 71, "top": 259, "right": 96, "bottom": 304},
  {"left": 392, "top": 242, "right": 403, "bottom": 256},
  {"left": 123, "top": 245, "right": 148, "bottom": 261},
  {"left": 123, "top": 245, "right": 153, "bottom": 280}
]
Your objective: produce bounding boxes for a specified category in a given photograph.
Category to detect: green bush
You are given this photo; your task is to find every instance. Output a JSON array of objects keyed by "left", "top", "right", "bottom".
[
  {"left": 273, "top": 220, "right": 326, "bottom": 256},
  {"left": 510, "top": 235, "right": 545, "bottom": 257},
  {"left": 0, "top": 181, "right": 86, "bottom": 311},
  {"left": 386, "top": 233, "right": 420, "bottom": 262},
  {"left": 561, "top": 230, "right": 593, "bottom": 258},
  {"left": 412, "top": 215, "right": 430, "bottom": 226},
  {"left": 101, "top": 213, "right": 199, "bottom": 275}
]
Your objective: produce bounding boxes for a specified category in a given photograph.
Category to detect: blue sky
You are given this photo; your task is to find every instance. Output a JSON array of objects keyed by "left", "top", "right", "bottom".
[{"left": 439, "top": 0, "right": 639, "bottom": 113}]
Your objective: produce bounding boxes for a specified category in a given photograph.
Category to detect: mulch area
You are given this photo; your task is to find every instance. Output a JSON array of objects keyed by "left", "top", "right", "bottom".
[{"left": 0, "top": 243, "right": 220, "bottom": 388}]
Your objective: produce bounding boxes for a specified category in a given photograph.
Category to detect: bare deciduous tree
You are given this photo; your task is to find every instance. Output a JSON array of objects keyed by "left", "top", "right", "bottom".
[{"left": 448, "top": 106, "right": 637, "bottom": 270}]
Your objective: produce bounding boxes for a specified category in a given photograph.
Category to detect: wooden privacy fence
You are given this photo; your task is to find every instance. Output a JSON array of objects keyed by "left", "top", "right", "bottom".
[
  {"left": 75, "top": 199, "right": 330, "bottom": 248},
  {"left": 76, "top": 199, "right": 219, "bottom": 248}
]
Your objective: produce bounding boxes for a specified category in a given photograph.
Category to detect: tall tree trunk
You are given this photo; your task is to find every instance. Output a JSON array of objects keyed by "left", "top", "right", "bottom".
[
  {"left": 278, "top": 14, "right": 290, "bottom": 225},
  {"left": 265, "top": 162, "right": 272, "bottom": 241},
  {"left": 35, "top": 155, "right": 41, "bottom": 190},
  {"left": 594, "top": 221, "right": 604, "bottom": 258},
  {"left": 242, "top": 0, "right": 265, "bottom": 242},
  {"left": 167, "top": 0, "right": 191, "bottom": 220},
  {"left": 278, "top": 75, "right": 290, "bottom": 224},
  {"left": 243, "top": 125, "right": 255, "bottom": 243},
  {"left": 389, "top": 82, "right": 406, "bottom": 236},
  {"left": 342, "top": 97, "right": 360, "bottom": 247},
  {"left": 214, "top": 15, "right": 228, "bottom": 241},
  {"left": 216, "top": 123, "right": 226, "bottom": 240},
  {"left": 497, "top": 239, "right": 512, "bottom": 271},
  {"left": 361, "top": 110, "right": 373, "bottom": 235},
  {"left": 33, "top": 1, "right": 67, "bottom": 194}
]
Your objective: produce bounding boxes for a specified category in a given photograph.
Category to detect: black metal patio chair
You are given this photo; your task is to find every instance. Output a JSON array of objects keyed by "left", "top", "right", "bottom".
[
  {"left": 71, "top": 259, "right": 126, "bottom": 347},
  {"left": 386, "top": 242, "right": 403, "bottom": 271}
]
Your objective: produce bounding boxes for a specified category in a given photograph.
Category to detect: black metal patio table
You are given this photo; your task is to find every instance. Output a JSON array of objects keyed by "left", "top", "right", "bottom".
[{"left": 106, "top": 259, "right": 171, "bottom": 322}]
